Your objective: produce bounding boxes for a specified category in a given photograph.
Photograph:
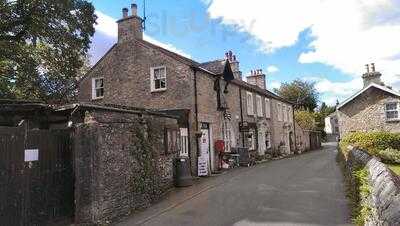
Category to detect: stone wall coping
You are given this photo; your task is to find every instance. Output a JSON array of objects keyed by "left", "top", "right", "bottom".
[
  {"left": 55, "top": 103, "right": 180, "bottom": 120},
  {"left": 348, "top": 147, "right": 400, "bottom": 225}
]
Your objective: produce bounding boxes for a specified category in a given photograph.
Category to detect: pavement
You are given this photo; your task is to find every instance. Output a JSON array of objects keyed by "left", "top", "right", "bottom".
[{"left": 117, "top": 143, "right": 352, "bottom": 226}]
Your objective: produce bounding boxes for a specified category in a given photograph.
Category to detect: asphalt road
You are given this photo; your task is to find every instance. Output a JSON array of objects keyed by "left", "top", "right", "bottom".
[{"left": 120, "top": 143, "right": 352, "bottom": 226}]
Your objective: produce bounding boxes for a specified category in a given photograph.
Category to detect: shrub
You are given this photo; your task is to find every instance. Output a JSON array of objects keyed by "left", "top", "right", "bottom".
[
  {"left": 294, "top": 110, "right": 316, "bottom": 130},
  {"left": 377, "top": 148, "right": 400, "bottom": 164},
  {"left": 340, "top": 131, "right": 400, "bottom": 158}
]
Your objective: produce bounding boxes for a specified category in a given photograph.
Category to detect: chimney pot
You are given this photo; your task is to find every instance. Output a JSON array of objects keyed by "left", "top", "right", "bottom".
[
  {"left": 371, "top": 63, "right": 375, "bottom": 72},
  {"left": 122, "top": 8, "right": 129, "bottom": 18},
  {"left": 365, "top": 64, "right": 370, "bottom": 73},
  {"left": 131, "top": 3, "right": 138, "bottom": 16}
]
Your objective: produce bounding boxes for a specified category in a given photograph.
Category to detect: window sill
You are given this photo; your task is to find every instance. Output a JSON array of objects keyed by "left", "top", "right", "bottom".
[
  {"left": 386, "top": 119, "right": 400, "bottom": 123},
  {"left": 151, "top": 88, "right": 167, "bottom": 93},
  {"left": 92, "top": 97, "right": 104, "bottom": 101}
]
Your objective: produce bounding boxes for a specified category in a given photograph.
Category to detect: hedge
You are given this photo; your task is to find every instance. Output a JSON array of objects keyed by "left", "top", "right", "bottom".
[{"left": 339, "top": 131, "right": 400, "bottom": 164}]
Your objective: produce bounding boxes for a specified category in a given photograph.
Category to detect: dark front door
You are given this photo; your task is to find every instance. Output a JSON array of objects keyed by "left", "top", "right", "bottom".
[{"left": 0, "top": 126, "right": 74, "bottom": 226}]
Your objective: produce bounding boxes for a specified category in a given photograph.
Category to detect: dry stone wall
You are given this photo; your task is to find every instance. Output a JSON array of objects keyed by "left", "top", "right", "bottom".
[
  {"left": 73, "top": 110, "right": 178, "bottom": 225},
  {"left": 346, "top": 148, "right": 400, "bottom": 225}
]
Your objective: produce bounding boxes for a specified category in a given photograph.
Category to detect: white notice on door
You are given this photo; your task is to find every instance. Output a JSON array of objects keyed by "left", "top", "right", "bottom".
[{"left": 24, "top": 149, "right": 39, "bottom": 162}]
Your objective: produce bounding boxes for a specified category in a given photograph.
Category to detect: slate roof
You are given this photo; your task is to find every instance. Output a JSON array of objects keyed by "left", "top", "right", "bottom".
[{"left": 199, "top": 60, "right": 227, "bottom": 75}]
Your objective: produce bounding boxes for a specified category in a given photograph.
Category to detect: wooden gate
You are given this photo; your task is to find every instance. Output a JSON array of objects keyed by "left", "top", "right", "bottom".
[{"left": 0, "top": 126, "right": 74, "bottom": 226}]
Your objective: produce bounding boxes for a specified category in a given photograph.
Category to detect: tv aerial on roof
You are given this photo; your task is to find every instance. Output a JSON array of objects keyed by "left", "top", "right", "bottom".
[{"left": 141, "top": 0, "right": 147, "bottom": 30}]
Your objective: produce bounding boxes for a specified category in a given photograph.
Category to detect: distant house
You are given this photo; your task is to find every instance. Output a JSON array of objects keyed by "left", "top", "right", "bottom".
[
  {"left": 324, "top": 112, "right": 339, "bottom": 142},
  {"left": 337, "top": 64, "right": 400, "bottom": 137}
]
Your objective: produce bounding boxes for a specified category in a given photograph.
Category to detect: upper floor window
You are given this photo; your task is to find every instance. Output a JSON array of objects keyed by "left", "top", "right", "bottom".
[
  {"left": 385, "top": 102, "right": 399, "bottom": 121},
  {"left": 246, "top": 92, "right": 254, "bottom": 116},
  {"left": 150, "top": 66, "right": 167, "bottom": 92},
  {"left": 287, "top": 106, "right": 292, "bottom": 123},
  {"left": 92, "top": 77, "right": 104, "bottom": 100},
  {"left": 256, "top": 95, "right": 263, "bottom": 117},
  {"left": 283, "top": 105, "right": 287, "bottom": 122},
  {"left": 265, "top": 98, "right": 271, "bottom": 118},
  {"left": 277, "top": 103, "right": 282, "bottom": 121}
]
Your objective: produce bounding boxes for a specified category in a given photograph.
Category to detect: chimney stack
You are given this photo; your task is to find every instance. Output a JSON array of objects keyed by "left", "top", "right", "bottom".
[
  {"left": 131, "top": 3, "right": 138, "bottom": 16},
  {"left": 117, "top": 1, "right": 143, "bottom": 42},
  {"left": 225, "top": 51, "right": 242, "bottom": 80},
  {"left": 122, "top": 8, "right": 128, "bottom": 18},
  {"left": 247, "top": 68, "right": 266, "bottom": 89},
  {"left": 362, "top": 63, "right": 384, "bottom": 87}
]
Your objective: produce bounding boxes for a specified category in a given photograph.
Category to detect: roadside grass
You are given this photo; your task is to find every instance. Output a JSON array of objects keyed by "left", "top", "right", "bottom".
[{"left": 387, "top": 164, "right": 400, "bottom": 176}]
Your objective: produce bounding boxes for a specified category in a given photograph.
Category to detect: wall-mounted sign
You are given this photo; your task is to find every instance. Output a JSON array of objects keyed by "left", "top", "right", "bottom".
[{"left": 24, "top": 149, "right": 39, "bottom": 162}]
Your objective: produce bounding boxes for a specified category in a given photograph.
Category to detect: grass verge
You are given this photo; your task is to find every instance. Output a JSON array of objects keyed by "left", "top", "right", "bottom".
[{"left": 387, "top": 164, "right": 400, "bottom": 176}]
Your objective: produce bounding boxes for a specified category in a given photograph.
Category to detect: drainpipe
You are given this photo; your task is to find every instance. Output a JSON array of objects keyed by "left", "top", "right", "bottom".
[
  {"left": 292, "top": 105, "right": 297, "bottom": 154},
  {"left": 192, "top": 67, "right": 199, "bottom": 174},
  {"left": 239, "top": 87, "right": 245, "bottom": 146}
]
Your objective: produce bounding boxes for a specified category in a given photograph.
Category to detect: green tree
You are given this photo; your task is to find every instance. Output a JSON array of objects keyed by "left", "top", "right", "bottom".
[
  {"left": 274, "top": 79, "right": 319, "bottom": 111},
  {"left": 294, "top": 110, "right": 316, "bottom": 130},
  {"left": 319, "top": 102, "right": 336, "bottom": 116},
  {"left": 0, "top": 0, "right": 96, "bottom": 103}
]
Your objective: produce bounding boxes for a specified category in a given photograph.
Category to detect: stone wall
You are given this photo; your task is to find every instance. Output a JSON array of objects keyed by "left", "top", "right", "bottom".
[
  {"left": 74, "top": 110, "right": 178, "bottom": 225},
  {"left": 294, "top": 122, "right": 310, "bottom": 153},
  {"left": 338, "top": 87, "right": 400, "bottom": 137},
  {"left": 345, "top": 148, "right": 400, "bottom": 225}
]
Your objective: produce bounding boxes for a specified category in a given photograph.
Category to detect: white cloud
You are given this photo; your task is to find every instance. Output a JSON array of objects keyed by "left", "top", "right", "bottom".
[
  {"left": 89, "top": 11, "right": 191, "bottom": 64},
  {"left": 269, "top": 80, "right": 281, "bottom": 90},
  {"left": 204, "top": 0, "right": 400, "bottom": 92},
  {"left": 302, "top": 76, "right": 363, "bottom": 104},
  {"left": 266, "top": 65, "right": 279, "bottom": 73}
]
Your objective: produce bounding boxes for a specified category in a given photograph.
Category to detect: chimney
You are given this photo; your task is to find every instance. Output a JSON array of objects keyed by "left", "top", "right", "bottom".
[
  {"left": 247, "top": 68, "right": 266, "bottom": 89},
  {"left": 131, "top": 3, "right": 138, "bottom": 16},
  {"left": 362, "top": 63, "right": 384, "bottom": 87},
  {"left": 225, "top": 51, "right": 242, "bottom": 80},
  {"left": 117, "top": 2, "right": 143, "bottom": 42},
  {"left": 122, "top": 8, "right": 128, "bottom": 18}
]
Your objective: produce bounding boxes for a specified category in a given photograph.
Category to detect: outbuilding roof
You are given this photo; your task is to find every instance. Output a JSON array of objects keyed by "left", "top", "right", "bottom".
[{"left": 337, "top": 83, "right": 400, "bottom": 109}]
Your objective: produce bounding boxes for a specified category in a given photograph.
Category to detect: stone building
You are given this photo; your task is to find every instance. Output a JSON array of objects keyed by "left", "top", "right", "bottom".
[
  {"left": 78, "top": 3, "right": 296, "bottom": 175},
  {"left": 337, "top": 64, "right": 400, "bottom": 136},
  {"left": 324, "top": 111, "right": 340, "bottom": 142}
]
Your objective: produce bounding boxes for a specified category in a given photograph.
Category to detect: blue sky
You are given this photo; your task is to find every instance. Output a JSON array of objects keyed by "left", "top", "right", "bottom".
[{"left": 89, "top": 0, "right": 400, "bottom": 106}]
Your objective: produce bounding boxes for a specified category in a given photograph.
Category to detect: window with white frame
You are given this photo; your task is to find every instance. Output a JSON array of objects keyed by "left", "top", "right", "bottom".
[
  {"left": 150, "top": 66, "right": 167, "bottom": 92},
  {"left": 265, "top": 98, "right": 271, "bottom": 118},
  {"left": 246, "top": 92, "right": 254, "bottom": 116},
  {"left": 283, "top": 105, "right": 287, "bottom": 122},
  {"left": 385, "top": 102, "right": 399, "bottom": 120},
  {"left": 179, "top": 128, "right": 189, "bottom": 157},
  {"left": 277, "top": 103, "right": 282, "bottom": 121},
  {"left": 92, "top": 77, "right": 104, "bottom": 100},
  {"left": 256, "top": 95, "right": 263, "bottom": 117},
  {"left": 248, "top": 130, "right": 256, "bottom": 150},
  {"left": 222, "top": 120, "right": 234, "bottom": 152}
]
